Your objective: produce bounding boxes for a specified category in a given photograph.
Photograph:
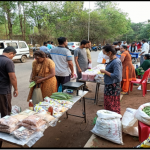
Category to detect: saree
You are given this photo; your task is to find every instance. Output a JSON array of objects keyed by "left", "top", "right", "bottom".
[
  {"left": 121, "top": 51, "right": 136, "bottom": 92},
  {"left": 27, "top": 58, "right": 57, "bottom": 102}
]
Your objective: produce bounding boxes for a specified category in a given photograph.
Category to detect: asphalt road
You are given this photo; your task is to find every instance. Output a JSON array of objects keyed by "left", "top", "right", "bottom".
[{"left": 11, "top": 50, "right": 101, "bottom": 110}]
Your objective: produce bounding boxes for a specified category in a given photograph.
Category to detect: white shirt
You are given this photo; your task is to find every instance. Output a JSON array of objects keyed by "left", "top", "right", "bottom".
[
  {"left": 141, "top": 42, "right": 149, "bottom": 55},
  {"left": 129, "top": 46, "right": 137, "bottom": 52}
]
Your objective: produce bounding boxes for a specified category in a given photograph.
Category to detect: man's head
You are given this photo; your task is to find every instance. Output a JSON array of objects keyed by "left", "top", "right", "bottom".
[
  {"left": 113, "top": 42, "right": 118, "bottom": 48},
  {"left": 43, "top": 42, "right": 47, "bottom": 46},
  {"left": 3, "top": 46, "right": 17, "bottom": 59},
  {"left": 131, "top": 42, "right": 135, "bottom": 47},
  {"left": 47, "top": 41, "right": 51, "bottom": 44},
  {"left": 142, "top": 39, "right": 147, "bottom": 44},
  {"left": 86, "top": 40, "right": 91, "bottom": 48},
  {"left": 118, "top": 41, "right": 121, "bottom": 46},
  {"left": 57, "top": 37, "right": 68, "bottom": 47},
  {"left": 80, "top": 40, "right": 89, "bottom": 48},
  {"left": 51, "top": 41, "right": 54, "bottom": 45}
]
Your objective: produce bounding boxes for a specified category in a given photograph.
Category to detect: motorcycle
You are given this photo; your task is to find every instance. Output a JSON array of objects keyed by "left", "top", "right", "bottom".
[
  {"left": 97, "top": 44, "right": 102, "bottom": 50},
  {"left": 91, "top": 46, "right": 98, "bottom": 51}
]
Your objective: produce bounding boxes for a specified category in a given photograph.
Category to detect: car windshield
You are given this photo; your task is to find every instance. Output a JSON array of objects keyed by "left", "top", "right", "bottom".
[{"left": 68, "top": 43, "right": 74, "bottom": 46}]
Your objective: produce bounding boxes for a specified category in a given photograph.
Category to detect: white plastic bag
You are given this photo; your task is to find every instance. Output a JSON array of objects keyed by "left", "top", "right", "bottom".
[
  {"left": 135, "top": 102, "right": 150, "bottom": 125},
  {"left": 91, "top": 110, "right": 123, "bottom": 145},
  {"left": 122, "top": 108, "right": 138, "bottom": 136},
  {"left": 97, "top": 51, "right": 106, "bottom": 64},
  {"left": 88, "top": 63, "right": 92, "bottom": 69}
]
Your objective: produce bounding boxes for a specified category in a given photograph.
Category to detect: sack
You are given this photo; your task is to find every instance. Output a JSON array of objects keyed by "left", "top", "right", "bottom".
[
  {"left": 135, "top": 102, "right": 150, "bottom": 126},
  {"left": 91, "top": 110, "right": 123, "bottom": 145},
  {"left": 32, "top": 84, "right": 43, "bottom": 105},
  {"left": 122, "top": 108, "right": 138, "bottom": 136}
]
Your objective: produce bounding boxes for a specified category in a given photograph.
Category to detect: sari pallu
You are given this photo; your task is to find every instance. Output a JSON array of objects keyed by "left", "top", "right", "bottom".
[
  {"left": 104, "top": 83, "right": 121, "bottom": 114},
  {"left": 27, "top": 58, "right": 57, "bottom": 102},
  {"left": 121, "top": 51, "right": 136, "bottom": 92}
]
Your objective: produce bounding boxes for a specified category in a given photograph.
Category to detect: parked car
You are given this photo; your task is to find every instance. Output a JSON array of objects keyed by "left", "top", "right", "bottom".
[
  {"left": 0, "top": 40, "right": 29, "bottom": 63},
  {"left": 67, "top": 42, "right": 80, "bottom": 55}
]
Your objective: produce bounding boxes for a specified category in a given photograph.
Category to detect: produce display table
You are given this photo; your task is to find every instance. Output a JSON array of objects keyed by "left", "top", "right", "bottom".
[
  {"left": 79, "top": 78, "right": 104, "bottom": 105},
  {"left": 0, "top": 90, "right": 88, "bottom": 148}
]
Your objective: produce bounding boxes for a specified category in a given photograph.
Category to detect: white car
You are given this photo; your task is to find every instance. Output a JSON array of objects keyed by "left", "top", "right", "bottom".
[
  {"left": 67, "top": 42, "right": 80, "bottom": 55},
  {"left": 0, "top": 40, "right": 29, "bottom": 63}
]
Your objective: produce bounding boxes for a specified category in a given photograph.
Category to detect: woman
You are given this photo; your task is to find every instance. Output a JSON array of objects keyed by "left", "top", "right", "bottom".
[
  {"left": 27, "top": 51, "right": 57, "bottom": 102},
  {"left": 137, "top": 42, "right": 142, "bottom": 51},
  {"left": 120, "top": 45, "right": 136, "bottom": 95},
  {"left": 135, "top": 54, "right": 150, "bottom": 75},
  {"left": 100, "top": 45, "right": 122, "bottom": 114}
]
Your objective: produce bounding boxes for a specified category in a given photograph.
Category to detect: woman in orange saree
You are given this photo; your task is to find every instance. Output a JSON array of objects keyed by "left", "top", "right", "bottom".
[
  {"left": 27, "top": 51, "right": 57, "bottom": 102},
  {"left": 120, "top": 45, "right": 136, "bottom": 95}
]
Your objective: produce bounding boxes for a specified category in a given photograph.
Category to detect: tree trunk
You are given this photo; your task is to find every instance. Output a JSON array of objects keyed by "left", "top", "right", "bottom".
[
  {"left": 23, "top": 3, "right": 26, "bottom": 41},
  {"left": 3, "top": 12, "right": 8, "bottom": 39},
  {"left": 103, "top": 39, "right": 106, "bottom": 46},
  {"left": 18, "top": 2, "right": 24, "bottom": 40},
  {"left": 6, "top": 9, "right": 12, "bottom": 40}
]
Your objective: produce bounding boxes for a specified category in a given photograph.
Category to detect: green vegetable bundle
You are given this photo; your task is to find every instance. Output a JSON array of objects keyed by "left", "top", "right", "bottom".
[
  {"left": 50, "top": 92, "right": 72, "bottom": 100},
  {"left": 142, "top": 106, "right": 150, "bottom": 116},
  {"left": 29, "top": 81, "right": 36, "bottom": 88}
]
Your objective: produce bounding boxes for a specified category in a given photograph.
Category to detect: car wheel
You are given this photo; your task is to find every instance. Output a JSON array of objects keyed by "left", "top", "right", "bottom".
[{"left": 20, "top": 55, "right": 27, "bottom": 63}]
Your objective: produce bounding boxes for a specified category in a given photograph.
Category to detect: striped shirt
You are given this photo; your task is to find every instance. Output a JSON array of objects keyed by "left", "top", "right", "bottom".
[{"left": 50, "top": 46, "right": 72, "bottom": 76}]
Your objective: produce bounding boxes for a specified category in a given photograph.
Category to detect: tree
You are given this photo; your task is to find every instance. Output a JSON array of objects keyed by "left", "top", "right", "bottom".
[{"left": 95, "top": 1, "right": 111, "bottom": 9}]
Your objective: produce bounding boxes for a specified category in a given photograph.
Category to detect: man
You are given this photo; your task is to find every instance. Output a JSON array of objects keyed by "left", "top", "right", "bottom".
[
  {"left": 140, "top": 39, "right": 149, "bottom": 65},
  {"left": 74, "top": 40, "right": 89, "bottom": 90},
  {"left": 40, "top": 42, "right": 51, "bottom": 59},
  {"left": 129, "top": 42, "right": 137, "bottom": 52},
  {"left": 50, "top": 37, "right": 74, "bottom": 89},
  {"left": 86, "top": 41, "right": 92, "bottom": 63},
  {"left": 0, "top": 46, "right": 18, "bottom": 147},
  {"left": 47, "top": 41, "right": 52, "bottom": 50},
  {"left": 122, "top": 41, "right": 127, "bottom": 46},
  {"left": 51, "top": 41, "right": 55, "bottom": 49}
]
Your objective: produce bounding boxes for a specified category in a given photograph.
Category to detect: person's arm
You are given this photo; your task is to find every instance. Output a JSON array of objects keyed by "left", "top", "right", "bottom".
[
  {"left": 68, "top": 60, "right": 74, "bottom": 78},
  {"left": 140, "top": 44, "right": 145, "bottom": 56},
  {"left": 135, "top": 46, "right": 137, "bottom": 52},
  {"left": 8, "top": 73, "right": 18, "bottom": 97},
  {"left": 100, "top": 61, "right": 121, "bottom": 80},
  {"left": 74, "top": 50, "right": 82, "bottom": 73},
  {"left": 120, "top": 53, "right": 126, "bottom": 63},
  {"left": 87, "top": 48, "right": 92, "bottom": 63},
  {"left": 29, "top": 71, "right": 33, "bottom": 82},
  {"left": 36, "top": 61, "right": 55, "bottom": 83}
]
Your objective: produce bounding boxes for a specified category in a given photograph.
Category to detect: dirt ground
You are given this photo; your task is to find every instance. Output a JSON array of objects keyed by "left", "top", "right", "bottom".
[{"left": 2, "top": 83, "right": 148, "bottom": 148}]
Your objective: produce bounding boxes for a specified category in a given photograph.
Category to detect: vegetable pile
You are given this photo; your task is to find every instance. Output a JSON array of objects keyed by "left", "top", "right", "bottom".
[
  {"left": 29, "top": 81, "right": 36, "bottom": 88},
  {"left": 50, "top": 92, "right": 72, "bottom": 100},
  {"left": 142, "top": 106, "right": 150, "bottom": 116}
]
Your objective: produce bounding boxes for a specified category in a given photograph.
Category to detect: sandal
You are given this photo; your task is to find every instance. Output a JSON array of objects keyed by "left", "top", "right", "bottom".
[{"left": 121, "top": 92, "right": 128, "bottom": 95}]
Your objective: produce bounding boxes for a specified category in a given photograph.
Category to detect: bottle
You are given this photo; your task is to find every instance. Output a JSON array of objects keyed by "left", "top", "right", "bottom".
[
  {"left": 29, "top": 99, "right": 34, "bottom": 111},
  {"left": 48, "top": 106, "right": 53, "bottom": 115},
  {"left": 58, "top": 84, "right": 62, "bottom": 92}
]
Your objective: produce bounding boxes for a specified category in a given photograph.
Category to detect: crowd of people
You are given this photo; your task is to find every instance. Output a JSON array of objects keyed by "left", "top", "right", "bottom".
[{"left": 0, "top": 37, "right": 150, "bottom": 148}]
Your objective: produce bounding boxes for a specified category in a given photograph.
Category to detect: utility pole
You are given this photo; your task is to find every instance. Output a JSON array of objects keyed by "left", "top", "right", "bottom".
[
  {"left": 88, "top": 1, "right": 90, "bottom": 41},
  {"left": 126, "top": 34, "right": 127, "bottom": 43}
]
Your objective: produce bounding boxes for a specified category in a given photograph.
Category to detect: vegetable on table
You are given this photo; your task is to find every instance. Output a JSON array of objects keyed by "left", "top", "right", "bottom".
[
  {"left": 50, "top": 92, "right": 72, "bottom": 100},
  {"left": 142, "top": 106, "right": 150, "bottom": 116}
]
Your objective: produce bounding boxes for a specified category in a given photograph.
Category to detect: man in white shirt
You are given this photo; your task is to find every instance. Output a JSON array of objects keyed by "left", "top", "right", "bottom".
[
  {"left": 140, "top": 39, "right": 149, "bottom": 65},
  {"left": 129, "top": 42, "right": 137, "bottom": 52}
]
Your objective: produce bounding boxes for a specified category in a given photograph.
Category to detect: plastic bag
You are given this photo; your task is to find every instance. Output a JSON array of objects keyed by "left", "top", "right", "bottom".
[
  {"left": 19, "top": 109, "right": 36, "bottom": 116},
  {"left": 12, "top": 114, "right": 28, "bottom": 121},
  {"left": 135, "top": 135, "right": 150, "bottom": 148},
  {"left": 91, "top": 110, "right": 123, "bottom": 145},
  {"left": 0, "top": 115, "right": 18, "bottom": 127},
  {"left": 11, "top": 105, "right": 21, "bottom": 115},
  {"left": 97, "top": 51, "right": 106, "bottom": 64},
  {"left": 22, "top": 115, "right": 43, "bottom": 127},
  {"left": 12, "top": 126, "right": 35, "bottom": 140},
  {"left": 122, "top": 108, "right": 138, "bottom": 136},
  {"left": 0, "top": 126, "right": 18, "bottom": 134},
  {"left": 88, "top": 63, "right": 92, "bottom": 69},
  {"left": 135, "top": 102, "right": 150, "bottom": 125}
]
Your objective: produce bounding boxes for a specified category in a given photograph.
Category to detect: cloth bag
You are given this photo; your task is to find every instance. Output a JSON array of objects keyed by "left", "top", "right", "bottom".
[
  {"left": 122, "top": 108, "right": 138, "bottom": 136},
  {"left": 91, "top": 110, "right": 123, "bottom": 145},
  {"left": 32, "top": 84, "right": 43, "bottom": 105}
]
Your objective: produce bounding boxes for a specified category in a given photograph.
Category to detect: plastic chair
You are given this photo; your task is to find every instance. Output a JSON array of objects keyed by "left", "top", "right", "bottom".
[
  {"left": 138, "top": 121, "right": 150, "bottom": 142},
  {"left": 130, "top": 68, "right": 150, "bottom": 97}
]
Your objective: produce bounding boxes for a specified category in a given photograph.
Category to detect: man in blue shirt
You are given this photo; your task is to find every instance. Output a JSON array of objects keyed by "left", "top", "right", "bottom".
[
  {"left": 40, "top": 42, "right": 51, "bottom": 59},
  {"left": 47, "top": 41, "right": 52, "bottom": 50}
]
